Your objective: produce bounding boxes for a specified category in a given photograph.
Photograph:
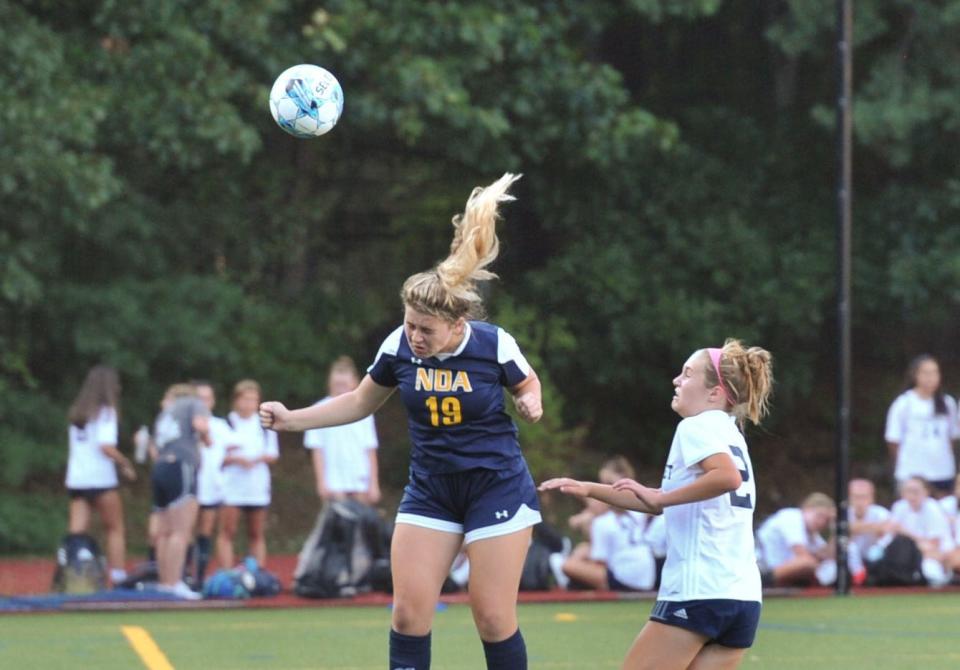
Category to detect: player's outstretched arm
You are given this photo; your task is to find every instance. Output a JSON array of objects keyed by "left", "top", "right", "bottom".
[
  {"left": 539, "top": 478, "right": 661, "bottom": 514},
  {"left": 260, "top": 375, "right": 394, "bottom": 433},
  {"left": 618, "top": 453, "right": 742, "bottom": 512}
]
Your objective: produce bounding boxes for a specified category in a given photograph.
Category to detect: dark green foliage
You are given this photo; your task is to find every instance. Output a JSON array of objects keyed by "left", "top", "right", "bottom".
[{"left": 2, "top": 0, "right": 959, "bottom": 550}]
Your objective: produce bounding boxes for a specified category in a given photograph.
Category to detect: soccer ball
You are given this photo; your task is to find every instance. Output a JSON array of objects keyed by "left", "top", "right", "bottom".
[{"left": 269, "top": 64, "right": 344, "bottom": 138}]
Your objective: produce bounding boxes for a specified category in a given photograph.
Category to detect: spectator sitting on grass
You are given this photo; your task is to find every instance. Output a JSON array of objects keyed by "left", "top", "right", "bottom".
[
  {"left": 848, "top": 478, "right": 890, "bottom": 583},
  {"left": 756, "top": 492, "right": 837, "bottom": 587},
  {"left": 888, "top": 476, "right": 955, "bottom": 587},
  {"left": 560, "top": 456, "right": 662, "bottom": 591}
]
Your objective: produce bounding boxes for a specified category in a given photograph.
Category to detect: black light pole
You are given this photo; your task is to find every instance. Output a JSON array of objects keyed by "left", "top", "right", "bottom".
[{"left": 835, "top": 0, "right": 853, "bottom": 596}]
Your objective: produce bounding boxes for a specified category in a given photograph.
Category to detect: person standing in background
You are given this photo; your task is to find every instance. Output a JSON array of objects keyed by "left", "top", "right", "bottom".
[
  {"left": 65, "top": 365, "right": 135, "bottom": 586},
  {"left": 151, "top": 383, "right": 211, "bottom": 599},
  {"left": 191, "top": 380, "right": 236, "bottom": 584},
  {"left": 218, "top": 379, "right": 279, "bottom": 569},
  {"left": 304, "top": 356, "right": 381, "bottom": 504},
  {"left": 885, "top": 355, "right": 959, "bottom": 497}
]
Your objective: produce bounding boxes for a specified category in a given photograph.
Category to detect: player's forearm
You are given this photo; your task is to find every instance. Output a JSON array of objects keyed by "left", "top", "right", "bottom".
[
  {"left": 367, "top": 450, "right": 379, "bottom": 487},
  {"left": 285, "top": 391, "right": 375, "bottom": 431},
  {"left": 585, "top": 483, "right": 660, "bottom": 514},
  {"left": 101, "top": 445, "right": 130, "bottom": 466},
  {"left": 659, "top": 468, "right": 741, "bottom": 508}
]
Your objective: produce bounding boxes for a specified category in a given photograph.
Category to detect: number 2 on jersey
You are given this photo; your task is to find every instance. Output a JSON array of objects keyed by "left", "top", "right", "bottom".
[
  {"left": 425, "top": 396, "right": 462, "bottom": 427},
  {"left": 728, "top": 445, "right": 753, "bottom": 509}
]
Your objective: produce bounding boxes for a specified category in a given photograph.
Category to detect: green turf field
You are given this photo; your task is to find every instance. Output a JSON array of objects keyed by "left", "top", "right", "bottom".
[{"left": 1, "top": 594, "right": 957, "bottom": 669}]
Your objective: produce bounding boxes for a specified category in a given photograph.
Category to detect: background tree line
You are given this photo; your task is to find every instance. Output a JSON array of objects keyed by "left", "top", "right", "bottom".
[{"left": 2, "top": 0, "right": 959, "bottom": 551}]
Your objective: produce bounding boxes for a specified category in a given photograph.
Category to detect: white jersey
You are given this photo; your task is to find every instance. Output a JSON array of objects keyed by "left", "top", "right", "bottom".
[
  {"left": 756, "top": 508, "right": 827, "bottom": 569},
  {"left": 890, "top": 498, "right": 955, "bottom": 552},
  {"left": 221, "top": 412, "right": 279, "bottom": 506},
  {"left": 303, "top": 397, "right": 378, "bottom": 493},
  {"left": 589, "top": 510, "right": 657, "bottom": 590},
  {"left": 658, "top": 410, "right": 761, "bottom": 603},
  {"left": 939, "top": 494, "right": 957, "bottom": 520},
  {"left": 65, "top": 407, "right": 119, "bottom": 489},
  {"left": 885, "top": 390, "right": 958, "bottom": 482},
  {"left": 848, "top": 503, "right": 891, "bottom": 558},
  {"left": 197, "top": 416, "right": 235, "bottom": 506}
]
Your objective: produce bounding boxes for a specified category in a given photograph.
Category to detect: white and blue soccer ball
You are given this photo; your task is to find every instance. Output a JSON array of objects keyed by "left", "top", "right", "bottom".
[{"left": 269, "top": 64, "right": 344, "bottom": 138}]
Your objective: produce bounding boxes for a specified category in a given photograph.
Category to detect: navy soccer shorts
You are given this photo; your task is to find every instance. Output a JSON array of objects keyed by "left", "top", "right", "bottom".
[
  {"left": 396, "top": 466, "right": 542, "bottom": 544},
  {"left": 151, "top": 460, "right": 198, "bottom": 511},
  {"left": 650, "top": 599, "right": 761, "bottom": 648}
]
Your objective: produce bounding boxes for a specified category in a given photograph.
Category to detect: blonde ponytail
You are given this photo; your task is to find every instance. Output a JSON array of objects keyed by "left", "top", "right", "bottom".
[
  {"left": 702, "top": 338, "right": 774, "bottom": 426},
  {"left": 402, "top": 173, "right": 521, "bottom": 320}
]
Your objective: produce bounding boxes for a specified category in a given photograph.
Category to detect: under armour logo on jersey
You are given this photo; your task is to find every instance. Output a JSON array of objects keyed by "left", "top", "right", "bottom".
[
  {"left": 673, "top": 608, "right": 688, "bottom": 620},
  {"left": 411, "top": 356, "right": 423, "bottom": 364},
  {"left": 495, "top": 510, "right": 509, "bottom": 520}
]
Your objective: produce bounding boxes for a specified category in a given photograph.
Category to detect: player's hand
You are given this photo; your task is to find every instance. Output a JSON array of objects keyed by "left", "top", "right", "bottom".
[
  {"left": 364, "top": 483, "right": 382, "bottom": 505},
  {"left": 259, "top": 401, "right": 290, "bottom": 431},
  {"left": 514, "top": 391, "right": 542, "bottom": 423},
  {"left": 539, "top": 477, "right": 590, "bottom": 498},
  {"left": 612, "top": 478, "right": 664, "bottom": 514},
  {"left": 119, "top": 461, "right": 137, "bottom": 482}
]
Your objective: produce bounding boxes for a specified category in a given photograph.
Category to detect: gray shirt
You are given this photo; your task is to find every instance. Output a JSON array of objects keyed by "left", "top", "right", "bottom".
[{"left": 154, "top": 396, "right": 209, "bottom": 468}]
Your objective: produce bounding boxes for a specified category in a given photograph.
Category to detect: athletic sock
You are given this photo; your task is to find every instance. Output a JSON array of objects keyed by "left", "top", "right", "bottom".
[
  {"left": 482, "top": 629, "right": 526, "bottom": 670},
  {"left": 109, "top": 568, "right": 127, "bottom": 585},
  {"left": 389, "top": 629, "right": 431, "bottom": 670},
  {"left": 195, "top": 535, "right": 212, "bottom": 583}
]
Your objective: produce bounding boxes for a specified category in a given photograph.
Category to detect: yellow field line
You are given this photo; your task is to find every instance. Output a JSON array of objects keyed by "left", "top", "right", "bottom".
[{"left": 121, "top": 625, "right": 176, "bottom": 670}]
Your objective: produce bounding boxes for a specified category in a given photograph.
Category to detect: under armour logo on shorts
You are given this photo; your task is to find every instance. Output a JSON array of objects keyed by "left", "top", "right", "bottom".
[{"left": 495, "top": 509, "right": 509, "bottom": 520}]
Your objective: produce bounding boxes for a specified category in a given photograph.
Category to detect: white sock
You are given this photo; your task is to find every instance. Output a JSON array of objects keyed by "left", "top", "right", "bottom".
[
  {"left": 110, "top": 568, "right": 128, "bottom": 583},
  {"left": 549, "top": 553, "right": 570, "bottom": 589}
]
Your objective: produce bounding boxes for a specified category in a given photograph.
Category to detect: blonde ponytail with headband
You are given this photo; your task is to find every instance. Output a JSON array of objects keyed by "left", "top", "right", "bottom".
[{"left": 703, "top": 339, "right": 774, "bottom": 427}]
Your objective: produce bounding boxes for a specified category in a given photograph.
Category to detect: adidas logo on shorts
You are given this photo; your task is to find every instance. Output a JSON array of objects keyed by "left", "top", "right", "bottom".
[{"left": 673, "top": 608, "right": 689, "bottom": 620}]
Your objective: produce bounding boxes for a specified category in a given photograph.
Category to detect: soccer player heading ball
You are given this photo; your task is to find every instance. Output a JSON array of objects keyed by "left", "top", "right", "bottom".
[
  {"left": 541, "top": 341, "right": 773, "bottom": 670},
  {"left": 260, "top": 173, "right": 542, "bottom": 670}
]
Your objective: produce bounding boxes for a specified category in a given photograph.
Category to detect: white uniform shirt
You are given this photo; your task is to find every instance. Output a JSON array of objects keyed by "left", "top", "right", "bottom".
[
  {"left": 890, "top": 498, "right": 955, "bottom": 552},
  {"left": 756, "top": 508, "right": 827, "bottom": 569},
  {"left": 885, "top": 391, "right": 959, "bottom": 482},
  {"left": 939, "top": 494, "right": 957, "bottom": 520},
  {"left": 197, "top": 416, "right": 235, "bottom": 506},
  {"left": 303, "top": 397, "right": 378, "bottom": 493},
  {"left": 848, "top": 504, "right": 891, "bottom": 558},
  {"left": 221, "top": 412, "right": 279, "bottom": 506},
  {"left": 589, "top": 510, "right": 657, "bottom": 590},
  {"left": 65, "top": 407, "right": 119, "bottom": 489},
  {"left": 658, "top": 410, "right": 761, "bottom": 603}
]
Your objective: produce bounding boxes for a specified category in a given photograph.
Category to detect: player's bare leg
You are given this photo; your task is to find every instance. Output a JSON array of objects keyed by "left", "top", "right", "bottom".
[
  {"left": 465, "top": 526, "right": 532, "bottom": 642},
  {"left": 94, "top": 490, "right": 126, "bottom": 575},
  {"left": 216, "top": 505, "right": 239, "bottom": 569},
  {"left": 622, "top": 621, "right": 707, "bottom": 670},
  {"left": 246, "top": 507, "right": 268, "bottom": 565},
  {"left": 561, "top": 549, "right": 608, "bottom": 590},
  {"left": 157, "top": 498, "right": 198, "bottom": 586},
  {"left": 67, "top": 498, "right": 91, "bottom": 534},
  {"left": 198, "top": 507, "right": 217, "bottom": 537},
  {"left": 687, "top": 644, "right": 747, "bottom": 670},
  {"left": 390, "top": 524, "right": 463, "bottom": 635}
]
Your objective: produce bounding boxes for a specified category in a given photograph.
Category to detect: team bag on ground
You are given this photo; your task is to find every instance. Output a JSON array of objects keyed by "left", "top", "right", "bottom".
[
  {"left": 51, "top": 533, "right": 107, "bottom": 594},
  {"left": 293, "top": 499, "right": 391, "bottom": 598}
]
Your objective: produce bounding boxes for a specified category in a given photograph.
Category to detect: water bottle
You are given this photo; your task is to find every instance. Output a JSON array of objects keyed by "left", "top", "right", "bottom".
[{"left": 134, "top": 425, "right": 150, "bottom": 464}]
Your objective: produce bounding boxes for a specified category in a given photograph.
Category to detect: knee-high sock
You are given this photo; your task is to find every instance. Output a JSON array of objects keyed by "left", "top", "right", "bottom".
[
  {"left": 389, "top": 629, "right": 431, "bottom": 670},
  {"left": 195, "top": 535, "right": 212, "bottom": 583},
  {"left": 482, "top": 629, "right": 526, "bottom": 670}
]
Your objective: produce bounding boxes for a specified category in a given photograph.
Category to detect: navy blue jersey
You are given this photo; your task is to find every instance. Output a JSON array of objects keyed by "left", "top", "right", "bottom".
[{"left": 367, "top": 321, "right": 532, "bottom": 476}]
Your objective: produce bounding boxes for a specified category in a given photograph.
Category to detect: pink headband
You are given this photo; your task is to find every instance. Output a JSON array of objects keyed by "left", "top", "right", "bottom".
[{"left": 707, "top": 348, "right": 733, "bottom": 405}]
